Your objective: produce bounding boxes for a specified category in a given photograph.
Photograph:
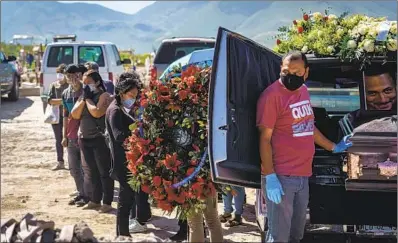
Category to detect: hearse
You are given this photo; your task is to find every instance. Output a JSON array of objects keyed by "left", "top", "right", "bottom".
[{"left": 208, "top": 27, "right": 397, "bottom": 242}]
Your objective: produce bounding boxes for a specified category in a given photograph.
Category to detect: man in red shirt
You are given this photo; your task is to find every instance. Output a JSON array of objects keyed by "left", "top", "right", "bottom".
[{"left": 256, "top": 50, "right": 352, "bottom": 243}]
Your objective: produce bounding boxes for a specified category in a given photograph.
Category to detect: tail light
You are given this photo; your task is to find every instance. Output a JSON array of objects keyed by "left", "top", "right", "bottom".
[
  {"left": 150, "top": 65, "right": 157, "bottom": 81},
  {"left": 108, "top": 72, "right": 113, "bottom": 82},
  {"left": 39, "top": 72, "right": 43, "bottom": 87}
]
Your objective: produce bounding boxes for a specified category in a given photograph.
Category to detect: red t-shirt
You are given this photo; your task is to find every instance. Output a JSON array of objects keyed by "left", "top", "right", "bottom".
[{"left": 256, "top": 80, "right": 315, "bottom": 177}]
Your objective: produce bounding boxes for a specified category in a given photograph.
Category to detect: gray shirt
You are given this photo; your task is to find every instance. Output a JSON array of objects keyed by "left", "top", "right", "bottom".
[{"left": 78, "top": 90, "right": 106, "bottom": 139}]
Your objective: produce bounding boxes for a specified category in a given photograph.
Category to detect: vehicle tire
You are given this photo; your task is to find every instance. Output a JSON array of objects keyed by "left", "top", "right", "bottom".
[{"left": 7, "top": 76, "right": 19, "bottom": 102}]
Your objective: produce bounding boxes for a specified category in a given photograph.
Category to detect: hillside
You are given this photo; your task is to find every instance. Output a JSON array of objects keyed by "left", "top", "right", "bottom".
[{"left": 1, "top": 1, "right": 396, "bottom": 53}]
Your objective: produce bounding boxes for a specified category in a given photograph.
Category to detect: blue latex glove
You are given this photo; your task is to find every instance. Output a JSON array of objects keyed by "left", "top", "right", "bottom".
[
  {"left": 263, "top": 173, "right": 284, "bottom": 204},
  {"left": 333, "top": 134, "right": 353, "bottom": 153}
]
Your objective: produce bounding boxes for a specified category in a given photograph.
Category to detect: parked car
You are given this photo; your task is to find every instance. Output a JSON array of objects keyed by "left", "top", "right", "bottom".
[
  {"left": 209, "top": 27, "right": 397, "bottom": 240},
  {"left": 0, "top": 51, "right": 20, "bottom": 101},
  {"left": 159, "top": 48, "right": 214, "bottom": 80},
  {"left": 40, "top": 41, "right": 131, "bottom": 111},
  {"left": 150, "top": 37, "right": 215, "bottom": 81}
]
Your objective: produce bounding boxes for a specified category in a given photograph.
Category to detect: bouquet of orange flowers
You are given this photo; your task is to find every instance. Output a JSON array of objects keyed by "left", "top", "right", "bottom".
[{"left": 125, "top": 65, "right": 217, "bottom": 219}]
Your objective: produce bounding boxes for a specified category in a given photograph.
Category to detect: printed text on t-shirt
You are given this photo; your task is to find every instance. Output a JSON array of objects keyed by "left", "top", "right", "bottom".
[{"left": 289, "top": 100, "right": 314, "bottom": 137}]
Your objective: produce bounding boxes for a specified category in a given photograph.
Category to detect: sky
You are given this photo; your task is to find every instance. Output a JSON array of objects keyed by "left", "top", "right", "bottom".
[{"left": 59, "top": 1, "right": 156, "bottom": 14}]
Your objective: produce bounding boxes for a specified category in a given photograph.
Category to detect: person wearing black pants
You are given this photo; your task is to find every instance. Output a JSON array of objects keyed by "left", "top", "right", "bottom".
[
  {"left": 105, "top": 71, "right": 151, "bottom": 236},
  {"left": 71, "top": 70, "right": 114, "bottom": 213}
]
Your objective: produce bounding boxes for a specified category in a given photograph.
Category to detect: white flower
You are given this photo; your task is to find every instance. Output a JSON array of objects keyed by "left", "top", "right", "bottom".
[
  {"left": 390, "top": 23, "right": 397, "bottom": 35},
  {"left": 327, "top": 46, "right": 335, "bottom": 54},
  {"left": 317, "top": 30, "right": 324, "bottom": 37},
  {"left": 363, "top": 39, "right": 375, "bottom": 52},
  {"left": 387, "top": 39, "right": 397, "bottom": 51},
  {"left": 347, "top": 40, "right": 357, "bottom": 49},
  {"left": 359, "top": 26, "right": 369, "bottom": 35},
  {"left": 368, "top": 29, "right": 378, "bottom": 38},
  {"left": 328, "top": 14, "right": 338, "bottom": 21},
  {"left": 301, "top": 46, "right": 309, "bottom": 53},
  {"left": 313, "top": 12, "right": 323, "bottom": 21},
  {"left": 337, "top": 28, "right": 345, "bottom": 36}
]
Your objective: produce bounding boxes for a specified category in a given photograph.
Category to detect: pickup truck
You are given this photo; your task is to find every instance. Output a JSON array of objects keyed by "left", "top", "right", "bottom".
[{"left": 0, "top": 51, "right": 20, "bottom": 101}]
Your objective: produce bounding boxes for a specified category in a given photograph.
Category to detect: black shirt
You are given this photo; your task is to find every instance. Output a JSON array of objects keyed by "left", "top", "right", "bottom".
[{"left": 105, "top": 100, "right": 136, "bottom": 181}]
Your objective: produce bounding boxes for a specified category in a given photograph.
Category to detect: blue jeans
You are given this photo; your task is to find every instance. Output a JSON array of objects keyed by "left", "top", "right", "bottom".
[
  {"left": 222, "top": 185, "right": 246, "bottom": 215},
  {"left": 263, "top": 175, "right": 309, "bottom": 243}
]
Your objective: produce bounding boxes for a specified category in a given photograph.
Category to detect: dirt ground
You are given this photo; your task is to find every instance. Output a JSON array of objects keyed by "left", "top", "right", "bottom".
[{"left": 0, "top": 96, "right": 261, "bottom": 242}]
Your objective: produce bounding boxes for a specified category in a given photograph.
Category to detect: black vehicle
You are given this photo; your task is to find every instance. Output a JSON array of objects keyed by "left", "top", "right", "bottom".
[
  {"left": 208, "top": 27, "right": 397, "bottom": 240},
  {"left": 0, "top": 51, "right": 20, "bottom": 101}
]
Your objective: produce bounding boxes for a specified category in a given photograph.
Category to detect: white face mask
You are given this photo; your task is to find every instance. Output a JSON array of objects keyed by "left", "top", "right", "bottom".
[
  {"left": 57, "top": 73, "right": 64, "bottom": 81},
  {"left": 88, "top": 84, "right": 97, "bottom": 92}
]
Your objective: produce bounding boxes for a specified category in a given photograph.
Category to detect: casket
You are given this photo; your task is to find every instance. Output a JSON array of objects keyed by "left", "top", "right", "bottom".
[{"left": 345, "top": 116, "right": 397, "bottom": 192}]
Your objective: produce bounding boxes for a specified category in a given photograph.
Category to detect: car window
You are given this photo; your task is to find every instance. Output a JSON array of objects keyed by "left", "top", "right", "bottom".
[
  {"left": 47, "top": 46, "right": 74, "bottom": 67},
  {"left": 307, "top": 81, "right": 360, "bottom": 112},
  {"left": 78, "top": 46, "right": 105, "bottom": 67},
  {"left": 154, "top": 42, "right": 215, "bottom": 64},
  {"left": 112, "top": 45, "right": 122, "bottom": 66}
]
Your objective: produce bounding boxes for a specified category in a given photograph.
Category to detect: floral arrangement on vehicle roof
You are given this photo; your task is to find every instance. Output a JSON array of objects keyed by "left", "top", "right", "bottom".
[
  {"left": 273, "top": 9, "right": 397, "bottom": 68},
  {"left": 125, "top": 64, "right": 217, "bottom": 219}
]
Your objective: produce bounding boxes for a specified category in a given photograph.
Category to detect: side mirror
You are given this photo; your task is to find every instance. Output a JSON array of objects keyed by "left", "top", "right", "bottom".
[
  {"left": 122, "top": 59, "right": 131, "bottom": 64},
  {"left": 7, "top": 56, "right": 16, "bottom": 62}
]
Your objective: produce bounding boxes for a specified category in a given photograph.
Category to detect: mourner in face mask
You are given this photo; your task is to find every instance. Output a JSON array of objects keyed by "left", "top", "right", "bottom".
[
  {"left": 256, "top": 50, "right": 353, "bottom": 243},
  {"left": 105, "top": 71, "right": 151, "bottom": 236},
  {"left": 48, "top": 63, "right": 69, "bottom": 171},
  {"left": 70, "top": 69, "right": 115, "bottom": 213}
]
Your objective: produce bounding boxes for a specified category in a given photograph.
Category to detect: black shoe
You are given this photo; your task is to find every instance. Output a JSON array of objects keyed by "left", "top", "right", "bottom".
[
  {"left": 169, "top": 229, "right": 187, "bottom": 242},
  {"left": 68, "top": 196, "right": 81, "bottom": 205},
  {"left": 75, "top": 197, "right": 89, "bottom": 207}
]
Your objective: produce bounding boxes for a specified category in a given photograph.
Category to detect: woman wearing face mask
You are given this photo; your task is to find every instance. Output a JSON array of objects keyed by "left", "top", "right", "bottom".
[
  {"left": 48, "top": 63, "right": 69, "bottom": 171},
  {"left": 71, "top": 70, "right": 115, "bottom": 213},
  {"left": 105, "top": 71, "right": 151, "bottom": 236}
]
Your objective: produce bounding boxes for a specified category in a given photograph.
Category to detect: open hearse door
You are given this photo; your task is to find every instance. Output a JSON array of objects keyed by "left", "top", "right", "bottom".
[
  {"left": 208, "top": 27, "right": 281, "bottom": 188},
  {"left": 209, "top": 26, "right": 397, "bottom": 239}
]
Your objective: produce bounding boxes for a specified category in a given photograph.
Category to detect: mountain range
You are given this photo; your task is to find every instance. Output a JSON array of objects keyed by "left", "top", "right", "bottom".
[{"left": 1, "top": 1, "right": 397, "bottom": 53}]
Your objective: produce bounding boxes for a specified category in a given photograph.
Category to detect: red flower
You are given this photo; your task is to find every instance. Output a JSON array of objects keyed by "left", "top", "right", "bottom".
[
  {"left": 303, "top": 14, "right": 309, "bottom": 21},
  {"left": 191, "top": 159, "right": 198, "bottom": 166},
  {"left": 167, "top": 120, "right": 174, "bottom": 127},
  {"left": 293, "top": 20, "right": 297, "bottom": 25},
  {"left": 155, "top": 137, "right": 164, "bottom": 145},
  {"left": 141, "top": 184, "right": 151, "bottom": 194},
  {"left": 140, "top": 98, "right": 148, "bottom": 108},
  {"left": 190, "top": 93, "right": 199, "bottom": 104},
  {"left": 157, "top": 200, "right": 173, "bottom": 212},
  {"left": 186, "top": 76, "right": 196, "bottom": 87},
  {"left": 178, "top": 89, "right": 189, "bottom": 100},
  {"left": 127, "top": 162, "right": 137, "bottom": 175},
  {"left": 153, "top": 176, "right": 162, "bottom": 187},
  {"left": 298, "top": 26, "right": 304, "bottom": 34},
  {"left": 192, "top": 144, "right": 200, "bottom": 152},
  {"left": 276, "top": 39, "right": 281, "bottom": 45},
  {"left": 161, "top": 153, "right": 182, "bottom": 172},
  {"left": 152, "top": 190, "right": 165, "bottom": 200},
  {"left": 324, "top": 16, "right": 328, "bottom": 21},
  {"left": 162, "top": 179, "right": 172, "bottom": 187},
  {"left": 186, "top": 167, "right": 195, "bottom": 176}
]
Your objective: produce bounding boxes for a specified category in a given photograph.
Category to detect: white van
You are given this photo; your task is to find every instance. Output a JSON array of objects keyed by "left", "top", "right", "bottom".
[{"left": 40, "top": 41, "right": 131, "bottom": 110}]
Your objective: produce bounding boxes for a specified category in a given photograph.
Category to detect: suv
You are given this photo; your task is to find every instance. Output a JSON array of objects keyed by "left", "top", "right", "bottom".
[
  {"left": 40, "top": 41, "right": 131, "bottom": 110},
  {"left": 0, "top": 51, "right": 20, "bottom": 101},
  {"left": 209, "top": 28, "right": 397, "bottom": 240},
  {"left": 150, "top": 37, "right": 216, "bottom": 81}
]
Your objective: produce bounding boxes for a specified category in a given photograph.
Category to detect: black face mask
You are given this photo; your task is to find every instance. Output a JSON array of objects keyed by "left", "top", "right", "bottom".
[{"left": 281, "top": 73, "right": 305, "bottom": 91}]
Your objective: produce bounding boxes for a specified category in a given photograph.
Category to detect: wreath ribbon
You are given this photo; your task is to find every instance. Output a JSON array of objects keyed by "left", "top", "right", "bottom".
[{"left": 171, "top": 147, "right": 208, "bottom": 189}]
